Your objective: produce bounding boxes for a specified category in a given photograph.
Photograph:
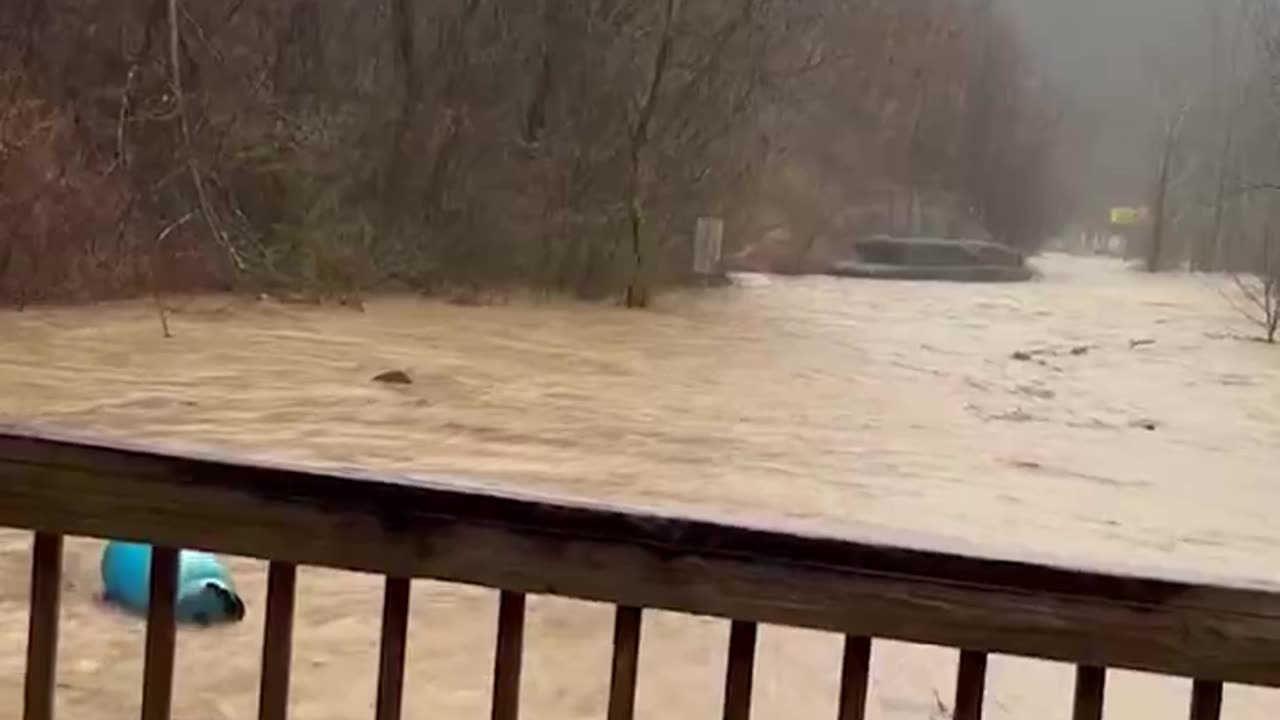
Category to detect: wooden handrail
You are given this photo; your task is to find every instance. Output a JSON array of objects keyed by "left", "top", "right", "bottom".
[{"left": 4, "top": 424, "right": 1280, "bottom": 692}]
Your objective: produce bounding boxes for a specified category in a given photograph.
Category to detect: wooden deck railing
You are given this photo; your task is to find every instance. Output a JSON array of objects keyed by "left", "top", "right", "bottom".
[{"left": 3, "top": 425, "right": 1280, "bottom": 719}]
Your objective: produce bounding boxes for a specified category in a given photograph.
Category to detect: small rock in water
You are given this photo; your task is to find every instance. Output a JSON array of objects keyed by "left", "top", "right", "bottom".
[{"left": 373, "top": 370, "right": 413, "bottom": 385}]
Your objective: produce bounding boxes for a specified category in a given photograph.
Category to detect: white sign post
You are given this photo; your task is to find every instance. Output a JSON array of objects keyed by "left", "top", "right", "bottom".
[{"left": 693, "top": 216, "right": 724, "bottom": 277}]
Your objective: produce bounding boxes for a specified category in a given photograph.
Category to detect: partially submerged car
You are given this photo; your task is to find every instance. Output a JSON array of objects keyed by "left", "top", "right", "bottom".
[{"left": 828, "top": 236, "right": 1036, "bottom": 283}]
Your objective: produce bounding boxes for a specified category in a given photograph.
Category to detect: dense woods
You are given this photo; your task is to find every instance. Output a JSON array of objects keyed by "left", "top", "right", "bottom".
[{"left": 0, "top": 0, "right": 1066, "bottom": 307}]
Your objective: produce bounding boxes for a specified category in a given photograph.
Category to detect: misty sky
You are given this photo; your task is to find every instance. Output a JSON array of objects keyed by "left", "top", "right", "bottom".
[{"left": 1000, "top": 0, "right": 1211, "bottom": 213}]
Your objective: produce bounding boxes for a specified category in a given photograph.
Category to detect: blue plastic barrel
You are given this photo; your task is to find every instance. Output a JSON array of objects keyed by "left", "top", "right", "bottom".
[{"left": 101, "top": 541, "right": 246, "bottom": 625}]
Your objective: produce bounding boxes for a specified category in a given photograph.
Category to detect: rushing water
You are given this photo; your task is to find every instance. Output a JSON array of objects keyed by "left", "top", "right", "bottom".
[{"left": 1, "top": 254, "right": 1279, "bottom": 718}]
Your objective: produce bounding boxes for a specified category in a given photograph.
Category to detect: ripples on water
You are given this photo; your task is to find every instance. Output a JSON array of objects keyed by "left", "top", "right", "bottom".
[{"left": 1, "top": 254, "right": 1279, "bottom": 718}]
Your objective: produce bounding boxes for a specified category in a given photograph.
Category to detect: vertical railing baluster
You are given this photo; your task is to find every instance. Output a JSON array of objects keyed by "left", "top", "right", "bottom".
[
  {"left": 1189, "top": 680, "right": 1223, "bottom": 720},
  {"left": 1072, "top": 666, "right": 1106, "bottom": 720},
  {"left": 953, "top": 650, "right": 988, "bottom": 720},
  {"left": 257, "top": 561, "right": 298, "bottom": 720},
  {"left": 141, "top": 546, "right": 180, "bottom": 720},
  {"left": 491, "top": 591, "right": 526, "bottom": 720},
  {"left": 722, "top": 621, "right": 758, "bottom": 720},
  {"left": 23, "top": 532, "right": 64, "bottom": 720},
  {"left": 607, "top": 606, "right": 643, "bottom": 720},
  {"left": 836, "top": 636, "right": 872, "bottom": 720},
  {"left": 375, "top": 577, "right": 412, "bottom": 720}
]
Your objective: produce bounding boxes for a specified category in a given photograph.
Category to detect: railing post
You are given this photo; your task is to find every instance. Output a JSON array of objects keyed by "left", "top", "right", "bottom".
[
  {"left": 375, "top": 577, "right": 412, "bottom": 720},
  {"left": 837, "top": 636, "right": 872, "bottom": 720},
  {"left": 1072, "top": 666, "right": 1106, "bottom": 720},
  {"left": 953, "top": 650, "right": 988, "bottom": 720},
  {"left": 1189, "top": 680, "right": 1223, "bottom": 720},
  {"left": 141, "top": 546, "right": 180, "bottom": 720},
  {"left": 23, "top": 532, "right": 63, "bottom": 720},
  {"left": 607, "top": 606, "right": 643, "bottom": 720},
  {"left": 257, "top": 561, "right": 298, "bottom": 720},
  {"left": 723, "top": 621, "right": 758, "bottom": 720},
  {"left": 491, "top": 591, "right": 526, "bottom": 720}
]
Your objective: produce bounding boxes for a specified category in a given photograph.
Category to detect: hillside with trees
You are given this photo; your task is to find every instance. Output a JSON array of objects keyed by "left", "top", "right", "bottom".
[{"left": 0, "top": 0, "right": 1067, "bottom": 307}]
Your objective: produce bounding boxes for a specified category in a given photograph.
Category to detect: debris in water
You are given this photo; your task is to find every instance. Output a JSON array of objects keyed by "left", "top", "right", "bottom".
[
  {"left": 1016, "top": 384, "right": 1056, "bottom": 400},
  {"left": 101, "top": 541, "right": 246, "bottom": 625},
  {"left": 1013, "top": 344, "right": 1095, "bottom": 361},
  {"left": 991, "top": 408, "right": 1038, "bottom": 423},
  {"left": 373, "top": 370, "right": 413, "bottom": 385}
]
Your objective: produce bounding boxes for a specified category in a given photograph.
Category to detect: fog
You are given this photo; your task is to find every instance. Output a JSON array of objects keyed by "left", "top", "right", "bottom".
[{"left": 1001, "top": 0, "right": 1215, "bottom": 216}]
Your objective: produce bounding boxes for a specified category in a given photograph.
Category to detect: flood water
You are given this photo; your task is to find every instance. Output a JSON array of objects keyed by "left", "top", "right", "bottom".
[{"left": 1, "top": 254, "right": 1279, "bottom": 718}]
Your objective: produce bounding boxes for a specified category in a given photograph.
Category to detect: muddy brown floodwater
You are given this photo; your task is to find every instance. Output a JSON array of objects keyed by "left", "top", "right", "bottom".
[{"left": 2, "top": 254, "right": 1280, "bottom": 718}]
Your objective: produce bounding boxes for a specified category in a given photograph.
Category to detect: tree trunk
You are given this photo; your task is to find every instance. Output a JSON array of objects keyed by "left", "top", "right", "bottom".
[
  {"left": 1148, "top": 109, "right": 1185, "bottom": 273},
  {"left": 624, "top": 0, "right": 680, "bottom": 308},
  {"left": 1200, "top": 7, "right": 1244, "bottom": 273}
]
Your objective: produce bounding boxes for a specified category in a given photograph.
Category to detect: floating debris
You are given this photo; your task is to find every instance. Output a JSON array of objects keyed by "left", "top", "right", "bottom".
[
  {"left": 373, "top": 370, "right": 413, "bottom": 385},
  {"left": 1016, "top": 384, "right": 1056, "bottom": 400},
  {"left": 101, "top": 541, "right": 245, "bottom": 625}
]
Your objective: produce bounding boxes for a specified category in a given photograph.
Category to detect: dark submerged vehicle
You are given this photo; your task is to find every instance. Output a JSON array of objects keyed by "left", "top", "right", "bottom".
[{"left": 829, "top": 236, "right": 1036, "bottom": 283}]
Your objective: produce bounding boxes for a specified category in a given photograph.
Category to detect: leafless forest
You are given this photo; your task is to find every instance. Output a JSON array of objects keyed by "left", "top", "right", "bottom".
[
  {"left": 0, "top": 0, "right": 1065, "bottom": 307},
  {"left": 1054, "top": 0, "right": 1280, "bottom": 337}
]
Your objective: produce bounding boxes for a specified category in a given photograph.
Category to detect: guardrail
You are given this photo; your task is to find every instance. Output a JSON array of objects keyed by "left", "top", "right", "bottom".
[{"left": 2, "top": 426, "right": 1279, "bottom": 719}]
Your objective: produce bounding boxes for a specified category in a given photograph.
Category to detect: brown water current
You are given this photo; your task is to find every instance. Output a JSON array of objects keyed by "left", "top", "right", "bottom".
[{"left": 1, "top": 254, "right": 1279, "bottom": 718}]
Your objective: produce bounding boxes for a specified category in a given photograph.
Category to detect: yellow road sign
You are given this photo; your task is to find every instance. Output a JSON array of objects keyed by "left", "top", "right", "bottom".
[{"left": 1110, "top": 207, "right": 1141, "bottom": 226}]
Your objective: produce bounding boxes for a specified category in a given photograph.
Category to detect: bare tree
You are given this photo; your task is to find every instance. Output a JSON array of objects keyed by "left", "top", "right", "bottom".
[
  {"left": 1225, "top": 216, "right": 1280, "bottom": 342},
  {"left": 1149, "top": 107, "right": 1189, "bottom": 272},
  {"left": 2, "top": 0, "right": 1070, "bottom": 307}
]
